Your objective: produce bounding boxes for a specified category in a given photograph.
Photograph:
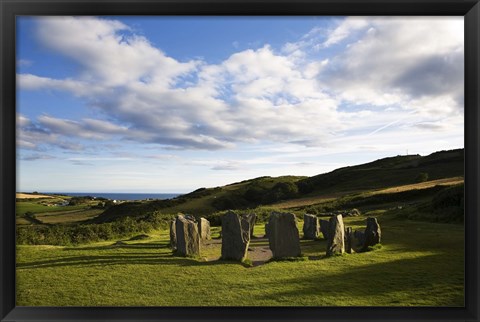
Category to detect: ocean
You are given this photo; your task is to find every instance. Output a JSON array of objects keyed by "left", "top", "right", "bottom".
[{"left": 45, "top": 192, "right": 182, "bottom": 201}]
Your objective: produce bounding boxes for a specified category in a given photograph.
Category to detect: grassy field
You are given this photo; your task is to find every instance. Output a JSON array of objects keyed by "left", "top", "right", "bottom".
[
  {"left": 34, "top": 209, "right": 105, "bottom": 224},
  {"left": 16, "top": 211, "right": 464, "bottom": 306}
]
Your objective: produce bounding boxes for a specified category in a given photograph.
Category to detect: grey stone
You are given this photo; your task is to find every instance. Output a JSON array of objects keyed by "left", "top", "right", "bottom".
[
  {"left": 169, "top": 219, "right": 177, "bottom": 250},
  {"left": 345, "top": 227, "right": 353, "bottom": 254},
  {"left": 303, "top": 214, "right": 320, "bottom": 239},
  {"left": 268, "top": 212, "right": 301, "bottom": 258},
  {"left": 198, "top": 217, "right": 211, "bottom": 240},
  {"left": 264, "top": 222, "right": 270, "bottom": 238},
  {"left": 354, "top": 230, "right": 365, "bottom": 247},
  {"left": 363, "top": 217, "right": 381, "bottom": 249},
  {"left": 326, "top": 214, "right": 345, "bottom": 256},
  {"left": 242, "top": 213, "right": 256, "bottom": 238},
  {"left": 319, "top": 219, "right": 330, "bottom": 240},
  {"left": 221, "top": 211, "right": 250, "bottom": 261},
  {"left": 175, "top": 214, "right": 200, "bottom": 257}
]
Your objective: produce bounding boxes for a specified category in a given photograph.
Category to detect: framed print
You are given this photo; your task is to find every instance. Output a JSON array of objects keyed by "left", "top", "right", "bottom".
[{"left": 1, "top": 0, "right": 479, "bottom": 321}]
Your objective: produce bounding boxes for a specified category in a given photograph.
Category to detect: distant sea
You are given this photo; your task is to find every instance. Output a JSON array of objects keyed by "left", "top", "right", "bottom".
[{"left": 45, "top": 192, "right": 182, "bottom": 201}]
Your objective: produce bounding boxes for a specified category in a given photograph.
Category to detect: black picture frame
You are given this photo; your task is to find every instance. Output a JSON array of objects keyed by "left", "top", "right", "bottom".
[{"left": 1, "top": 1, "right": 479, "bottom": 321}]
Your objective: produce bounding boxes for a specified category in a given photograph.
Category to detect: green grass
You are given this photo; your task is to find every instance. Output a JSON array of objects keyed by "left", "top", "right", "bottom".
[
  {"left": 16, "top": 213, "right": 464, "bottom": 306},
  {"left": 34, "top": 209, "right": 104, "bottom": 224},
  {"left": 16, "top": 202, "right": 87, "bottom": 216}
]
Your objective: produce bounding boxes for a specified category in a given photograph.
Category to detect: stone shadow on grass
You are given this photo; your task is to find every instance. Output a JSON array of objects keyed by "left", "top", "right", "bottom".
[
  {"left": 258, "top": 253, "right": 462, "bottom": 302},
  {"left": 63, "top": 241, "right": 170, "bottom": 251}
]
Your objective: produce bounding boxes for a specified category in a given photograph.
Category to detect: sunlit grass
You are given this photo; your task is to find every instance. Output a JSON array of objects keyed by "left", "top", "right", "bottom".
[{"left": 16, "top": 212, "right": 464, "bottom": 307}]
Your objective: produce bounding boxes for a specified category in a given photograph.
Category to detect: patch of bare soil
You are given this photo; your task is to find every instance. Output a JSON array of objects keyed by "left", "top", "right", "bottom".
[{"left": 201, "top": 237, "right": 273, "bottom": 267}]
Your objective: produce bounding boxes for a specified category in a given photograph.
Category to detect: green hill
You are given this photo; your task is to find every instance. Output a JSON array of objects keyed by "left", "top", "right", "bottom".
[
  {"left": 92, "top": 148, "right": 463, "bottom": 223},
  {"left": 296, "top": 148, "right": 463, "bottom": 195}
]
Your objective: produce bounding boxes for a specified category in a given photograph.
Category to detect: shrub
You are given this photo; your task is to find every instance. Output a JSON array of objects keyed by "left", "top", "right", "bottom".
[{"left": 415, "top": 172, "right": 429, "bottom": 183}]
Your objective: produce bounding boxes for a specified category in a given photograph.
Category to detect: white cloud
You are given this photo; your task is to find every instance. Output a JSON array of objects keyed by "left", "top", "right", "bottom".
[
  {"left": 18, "top": 16, "right": 464, "bottom": 157},
  {"left": 36, "top": 16, "right": 199, "bottom": 87},
  {"left": 320, "top": 16, "right": 464, "bottom": 115}
]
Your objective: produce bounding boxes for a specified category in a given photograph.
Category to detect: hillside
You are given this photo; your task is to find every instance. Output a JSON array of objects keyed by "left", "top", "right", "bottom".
[{"left": 92, "top": 148, "right": 464, "bottom": 223}]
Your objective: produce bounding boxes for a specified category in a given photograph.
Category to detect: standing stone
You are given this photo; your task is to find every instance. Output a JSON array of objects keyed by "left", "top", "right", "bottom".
[
  {"left": 221, "top": 211, "right": 250, "bottom": 261},
  {"left": 303, "top": 214, "right": 320, "bottom": 239},
  {"left": 354, "top": 230, "right": 365, "bottom": 247},
  {"left": 242, "top": 213, "right": 256, "bottom": 238},
  {"left": 268, "top": 212, "right": 301, "bottom": 258},
  {"left": 175, "top": 214, "right": 200, "bottom": 257},
  {"left": 169, "top": 219, "right": 177, "bottom": 250},
  {"left": 345, "top": 227, "right": 353, "bottom": 254},
  {"left": 326, "top": 214, "right": 345, "bottom": 256},
  {"left": 198, "top": 217, "right": 211, "bottom": 240},
  {"left": 264, "top": 222, "right": 270, "bottom": 238},
  {"left": 363, "top": 217, "right": 381, "bottom": 249},
  {"left": 319, "top": 219, "right": 330, "bottom": 240}
]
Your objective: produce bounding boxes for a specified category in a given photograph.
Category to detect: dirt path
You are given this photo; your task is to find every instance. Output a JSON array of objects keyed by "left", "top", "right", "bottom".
[{"left": 202, "top": 237, "right": 273, "bottom": 267}]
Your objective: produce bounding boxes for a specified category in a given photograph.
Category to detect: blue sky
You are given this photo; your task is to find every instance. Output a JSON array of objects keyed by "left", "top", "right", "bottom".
[{"left": 16, "top": 16, "right": 464, "bottom": 193}]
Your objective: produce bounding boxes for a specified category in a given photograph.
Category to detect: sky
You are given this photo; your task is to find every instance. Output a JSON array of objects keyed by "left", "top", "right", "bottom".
[{"left": 16, "top": 16, "right": 464, "bottom": 193}]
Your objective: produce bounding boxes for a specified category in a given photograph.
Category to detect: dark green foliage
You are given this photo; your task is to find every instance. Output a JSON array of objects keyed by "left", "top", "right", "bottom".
[
  {"left": 296, "top": 149, "right": 463, "bottom": 195},
  {"left": 68, "top": 196, "right": 94, "bottom": 206},
  {"left": 293, "top": 185, "right": 449, "bottom": 215},
  {"left": 16, "top": 211, "right": 172, "bottom": 246},
  {"left": 392, "top": 183, "right": 464, "bottom": 223},
  {"left": 416, "top": 172, "right": 429, "bottom": 183},
  {"left": 211, "top": 193, "right": 250, "bottom": 210}
]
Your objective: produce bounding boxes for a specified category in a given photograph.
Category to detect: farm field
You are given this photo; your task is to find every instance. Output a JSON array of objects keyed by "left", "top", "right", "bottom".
[{"left": 16, "top": 211, "right": 464, "bottom": 306}]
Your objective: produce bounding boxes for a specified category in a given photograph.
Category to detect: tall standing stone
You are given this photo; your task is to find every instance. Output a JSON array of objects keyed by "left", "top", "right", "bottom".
[
  {"left": 268, "top": 212, "right": 301, "bottom": 258},
  {"left": 326, "top": 214, "right": 345, "bottom": 256},
  {"left": 198, "top": 217, "right": 211, "bottom": 240},
  {"left": 221, "top": 211, "right": 250, "bottom": 261},
  {"left": 264, "top": 222, "right": 270, "bottom": 238},
  {"left": 175, "top": 214, "right": 200, "bottom": 257},
  {"left": 319, "top": 219, "right": 330, "bottom": 240},
  {"left": 242, "top": 213, "right": 256, "bottom": 238},
  {"left": 345, "top": 227, "right": 353, "bottom": 254},
  {"left": 363, "top": 217, "right": 381, "bottom": 249},
  {"left": 303, "top": 214, "right": 320, "bottom": 239},
  {"left": 169, "top": 219, "right": 177, "bottom": 250},
  {"left": 354, "top": 230, "right": 365, "bottom": 247}
]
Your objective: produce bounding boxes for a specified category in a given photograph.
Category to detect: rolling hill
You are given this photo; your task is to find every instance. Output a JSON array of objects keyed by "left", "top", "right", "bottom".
[{"left": 92, "top": 148, "right": 464, "bottom": 223}]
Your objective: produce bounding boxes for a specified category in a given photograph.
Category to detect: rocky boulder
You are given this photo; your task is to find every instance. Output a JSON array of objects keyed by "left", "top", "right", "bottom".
[
  {"left": 326, "top": 214, "right": 345, "bottom": 256},
  {"left": 175, "top": 214, "right": 200, "bottom": 257},
  {"left": 303, "top": 214, "right": 320, "bottom": 240},
  {"left": 268, "top": 212, "right": 301, "bottom": 258},
  {"left": 221, "top": 211, "right": 250, "bottom": 261}
]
